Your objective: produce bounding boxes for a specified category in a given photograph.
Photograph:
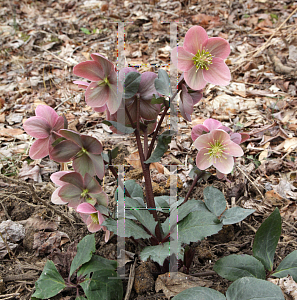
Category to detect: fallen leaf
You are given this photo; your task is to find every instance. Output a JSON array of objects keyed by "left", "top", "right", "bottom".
[{"left": 155, "top": 272, "right": 212, "bottom": 299}]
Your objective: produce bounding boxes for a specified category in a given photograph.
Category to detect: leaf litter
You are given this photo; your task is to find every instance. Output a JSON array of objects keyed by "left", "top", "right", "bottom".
[{"left": 0, "top": 0, "right": 296, "bottom": 298}]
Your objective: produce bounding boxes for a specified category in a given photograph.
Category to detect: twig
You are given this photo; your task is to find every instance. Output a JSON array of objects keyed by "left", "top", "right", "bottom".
[
  {"left": 3, "top": 272, "right": 39, "bottom": 282},
  {"left": 182, "top": 171, "right": 206, "bottom": 204},
  {"left": 236, "top": 166, "right": 265, "bottom": 200},
  {"left": 0, "top": 174, "right": 75, "bottom": 224},
  {"left": 242, "top": 221, "right": 257, "bottom": 233},
  {"left": 0, "top": 293, "right": 20, "bottom": 299},
  {"left": 33, "top": 45, "right": 73, "bottom": 66},
  {"left": 190, "top": 271, "right": 217, "bottom": 277},
  {"left": 124, "top": 257, "right": 137, "bottom": 300}
]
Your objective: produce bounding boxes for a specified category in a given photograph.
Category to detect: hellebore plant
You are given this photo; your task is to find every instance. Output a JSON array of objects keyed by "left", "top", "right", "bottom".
[{"left": 25, "top": 26, "right": 258, "bottom": 300}]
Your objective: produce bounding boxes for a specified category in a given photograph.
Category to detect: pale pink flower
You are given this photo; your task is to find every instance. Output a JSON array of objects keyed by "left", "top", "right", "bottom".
[
  {"left": 76, "top": 202, "right": 110, "bottom": 242},
  {"left": 23, "top": 105, "right": 64, "bottom": 159},
  {"left": 50, "top": 171, "right": 72, "bottom": 205},
  {"left": 194, "top": 129, "right": 244, "bottom": 175},
  {"left": 171, "top": 26, "right": 231, "bottom": 90},
  {"left": 73, "top": 54, "right": 122, "bottom": 114}
]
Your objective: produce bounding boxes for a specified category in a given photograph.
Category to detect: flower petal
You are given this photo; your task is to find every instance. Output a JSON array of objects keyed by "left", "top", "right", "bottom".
[
  {"left": 104, "top": 230, "right": 111, "bottom": 242},
  {"left": 53, "top": 116, "right": 65, "bottom": 132},
  {"left": 50, "top": 171, "right": 72, "bottom": 186},
  {"left": 23, "top": 116, "right": 51, "bottom": 139},
  {"left": 191, "top": 124, "right": 209, "bottom": 141},
  {"left": 60, "top": 172, "right": 84, "bottom": 188},
  {"left": 204, "top": 37, "right": 230, "bottom": 59},
  {"left": 230, "top": 132, "right": 241, "bottom": 144},
  {"left": 213, "top": 154, "right": 234, "bottom": 174},
  {"left": 51, "top": 187, "right": 68, "bottom": 205},
  {"left": 88, "top": 153, "right": 105, "bottom": 179},
  {"left": 138, "top": 72, "right": 158, "bottom": 100},
  {"left": 92, "top": 191, "right": 108, "bottom": 207},
  {"left": 73, "top": 61, "right": 104, "bottom": 81},
  {"left": 58, "top": 184, "right": 83, "bottom": 208},
  {"left": 90, "top": 54, "right": 115, "bottom": 77},
  {"left": 183, "top": 26, "right": 209, "bottom": 55},
  {"left": 193, "top": 131, "right": 213, "bottom": 151},
  {"left": 76, "top": 202, "right": 97, "bottom": 214},
  {"left": 84, "top": 173, "right": 102, "bottom": 194},
  {"left": 73, "top": 80, "right": 90, "bottom": 89},
  {"left": 85, "top": 82, "right": 109, "bottom": 108},
  {"left": 81, "top": 135, "right": 102, "bottom": 154},
  {"left": 87, "top": 218, "right": 103, "bottom": 233},
  {"left": 35, "top": 105, "right": 59, "bottom": 128},
  {"left": 190, "top": 90, "right": 203, "bottom": 105},
  {"left": 139, "top": 99, "right": 160, "bottom": 121},
  {"left": 29, "top": 138, "right": 50, "bottom": 159},
  {"left": 212, "top": 129, "right": 231, "bottom": 144},
  {"left": 93, "top": 104, "right": 108, "bottom": 112},
  {"left": 202, "top": 58, "right": 231, "bottom": 86},
  {"left": 184, "top": 66, "right": 207, "bottom": 90},
  {"left": 196, "top": 148, "right": 213, "bottom": 170},
  {"left": 203, "top": 118, "right": 222, "bottom": 131},
  {"left": 59, "top": 129, "right": 83, "bottom": 147},
  {"left": 50, "top": 140, "right": 81, "bottom": 162},
  {"left": 119, "top": 67, "right": 138, "bottom": 83},
  {"left": 223, "top": 140, "right": 244, "bottom": 157},
  {"left": 181, "top": 84, "right": 194, "bottom": 115},
  {"left": 73, "top": 154, "right": 95, "bottom": 177},
  {"left": 106, "top": 83, "right": 122, "bottom": 114},
  {"left": 171, "top": 47, "right": 194, "bottom": 72}
]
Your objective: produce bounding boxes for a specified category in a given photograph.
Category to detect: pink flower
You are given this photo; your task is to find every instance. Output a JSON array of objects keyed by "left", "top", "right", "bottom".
[
  {"left": 179, "top": 84, "right": 202, "bottom": 121},
  {"left": 76, "top": 202, "right": 110, "bottom": 242},
  {"left": 73, "top": 54, "right": 122, "bottom": 114},
  {"left": 171, "top": 26, "right": 231, "bottom": 90},
  {"left": 23, "top": 105, "right": 64, "bottom": 159},
  {"left": 191, "top": 118, "right": 249, "bottom": 144},
  {"left": 194, "top": 129, "right": 244, "bottom": 175}
]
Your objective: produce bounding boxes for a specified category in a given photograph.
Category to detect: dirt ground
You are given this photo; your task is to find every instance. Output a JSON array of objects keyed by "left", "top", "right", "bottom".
[{"left": 0, "top": 0, "right": 297, "bottom": 299}]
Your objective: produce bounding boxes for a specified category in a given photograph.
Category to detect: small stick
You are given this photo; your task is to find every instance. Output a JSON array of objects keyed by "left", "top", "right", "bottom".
[
  {"left": 236, "top": 166, "right": 265, "bottom": 200},
  {"left": 124, "top": 257, "right": 137, "bottom": 300},
  {"left": 182, "top": 171, "right": 206, "bottom": 204}
]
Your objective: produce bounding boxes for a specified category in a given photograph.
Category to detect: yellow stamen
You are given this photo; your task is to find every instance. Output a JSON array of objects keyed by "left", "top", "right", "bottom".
[{"left": 193, "top": 49, "right": 213, "bottom": 71}]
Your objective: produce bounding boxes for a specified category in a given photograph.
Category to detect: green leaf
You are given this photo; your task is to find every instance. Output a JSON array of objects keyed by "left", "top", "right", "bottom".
[
  {"left": 102, "top": 218, "right": 151, "bottom": 239},
  {"left": 272, "top": 250, "right": 297, "bottom": 281},
  {"left": 226, "top": 277, "right": 285, "bottom": 300},
  {"left": 123, "top": 72, "right": 141, "bottom": 99},
  {"left": 203, "top": 186, "right": 226, "bottom": 217},
  {"left": 151, "top": 95, "right": 165, "bottom": 104},
  {"left": 140, "top": 242, "right": 182, "bottom": 265},
  {"left": 102, "top": 120, "right": 135, "bottom": 134},
  {"left": 125, "top": 197, "right": 157, "bottom": 235},
  {"left": 252, "top": 208, "right": 281, "bottom": 271},
  {"left": 78, "top": 255, "right": 117, "bottom": 277},
  {"left": 221, "top": 207, "right": 255, "bottom": 225},
  {"left": 111, "top": 147, "right": 119, "bottom": 159},
  {"left": 213, "top": 254, "right": 266, "bottom": 281},
  {"left": 178, "top": 210, "right": 223, "bottom": 244},
  {"left": 188, "top": 167, "right": 211, "bottom": 181},
  {"left": 172, "top": 286, "right": 226, "bottom": 300},
  {"left": 32, "top": 260, "right": 66, "bottom": 299},
  {"left": 145, "top": 130, "right": 176, "bottom": 163},
  {"left": 70, "top": 234, "right": 96, "bottom": 277},
  {"left": 154, "top": 69, "right": 171, "bottom": 97},
  {"left": 178, "top": 199, "right": 210, "bottom": 223},
  {"left": 76, "top": 297, "right": 87, "bottom": 300},
  {"left": 80, "top": 27, "right": 91, "bottom": 35},
  {"left": 80, "top": 269, "right": 123, "bottom": 300},
  {"left": 124, "top": 180, "right": 144, "bottom": 199}
]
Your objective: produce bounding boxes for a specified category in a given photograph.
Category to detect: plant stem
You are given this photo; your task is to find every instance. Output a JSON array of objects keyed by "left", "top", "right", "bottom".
[
  {"left": 147, "top": 87, "right": 180, "bottom": 159},
  {"left": 182, "top": 171, "right": 206, "bottom": 204},
  {"left": 143, "top": 127, "right": 148, "bottom": 159},
  {"left": 107, "top": 164, "right": 131, "bottom": 198}
]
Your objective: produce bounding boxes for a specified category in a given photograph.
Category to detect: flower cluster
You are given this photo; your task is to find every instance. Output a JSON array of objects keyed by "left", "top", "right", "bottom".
[{"left": 23, "top": 105, "right": 110, "bottom": 241}]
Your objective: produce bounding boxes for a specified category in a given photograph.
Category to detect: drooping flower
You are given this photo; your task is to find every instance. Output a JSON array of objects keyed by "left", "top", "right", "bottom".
[
  {"left": 50, "top": 129, "right": 105, "bottom": 179},
  {"left": 179, "top": 84, "right": 203, "bottom": 121},
  {"left": 76, "top": 202, "right": 110, "bottom": 242},
  {"left": 56, "top": 172, "right": 107, "bottom": 208},
  {"left": 194, "top": 129, "right": 244, "bottom": 175},
  {"left": 106, "top": 67, "right": 161, "bottom": 134},
  {"left": 73, "top": 54, "right": 122, "bottom": 114},
  {"left": 23, "top": 105, "right": 64, "bottom": 159},
  {"left": 171, "top": 26, "right": 231, "bottom": 90}
]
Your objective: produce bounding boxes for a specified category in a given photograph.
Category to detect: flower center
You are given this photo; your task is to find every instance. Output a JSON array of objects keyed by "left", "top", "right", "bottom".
[
  {"left": 81, "top": 189, "right": 89, "bottom": 198},
  {"left": 192, "top": 49, "right": 213, "bottom": 71},
  {"left": 90, "top": 213, "right": 99, "bottom": 224},
  {"left": 208, "top": 141, "right": 225, "bottom": 160}
]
